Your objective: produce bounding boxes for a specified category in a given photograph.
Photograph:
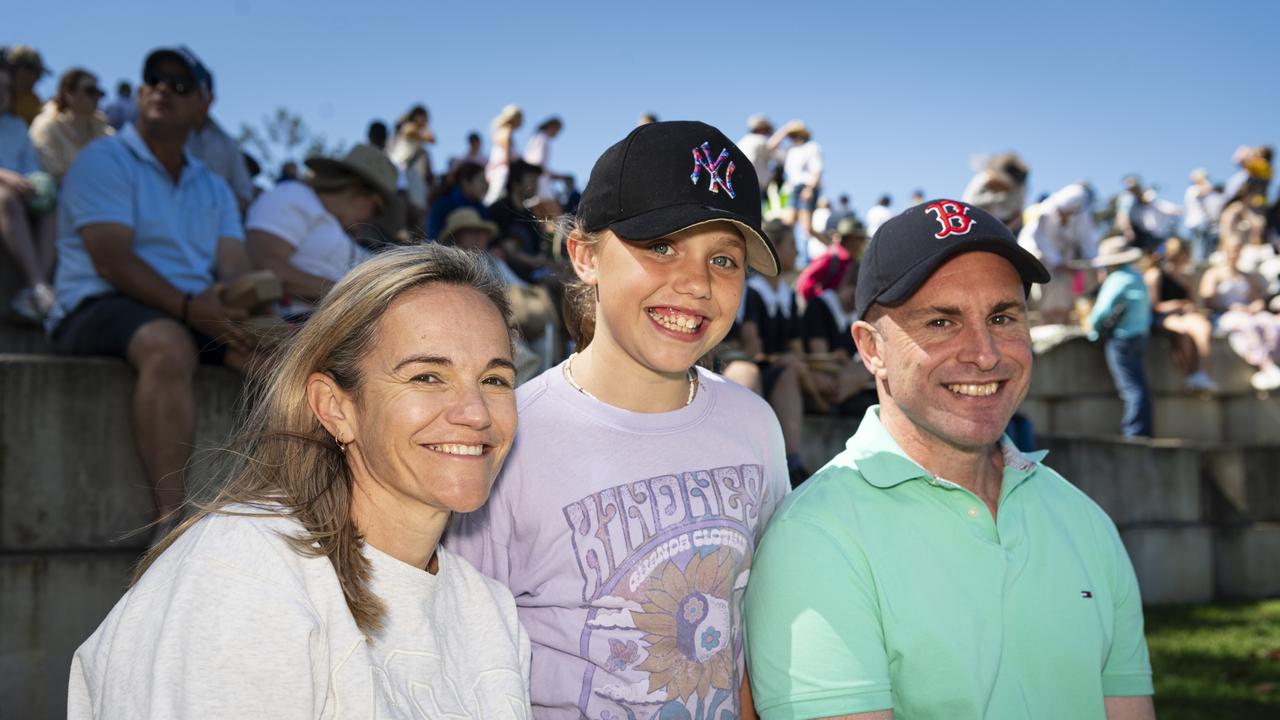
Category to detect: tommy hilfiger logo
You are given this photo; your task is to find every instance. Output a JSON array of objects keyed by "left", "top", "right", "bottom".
[
  {"left": 925, "top": 200, "right": 975, "bottom": 239},
  {"left": 1081, "top": 590, "right": 1093, "bottom": 598},
  {"left": 690, "top": 142, "right": 737, "bottom": 199}
]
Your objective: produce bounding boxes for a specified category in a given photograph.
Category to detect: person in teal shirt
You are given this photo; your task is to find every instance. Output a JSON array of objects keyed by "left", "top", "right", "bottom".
[
  {"left": 744, "top": 200, "right": 1154, "bottom": 720},
  {"left": 1086, "top": 236, "right": 1154, "bottom": 437}
]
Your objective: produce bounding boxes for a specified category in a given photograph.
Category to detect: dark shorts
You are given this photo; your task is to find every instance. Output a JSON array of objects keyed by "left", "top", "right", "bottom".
[
  {"left": 50, "top": 293, "right": 229, "bottom": 365},
  {"left": 788, "top": 184, "right": 821, "bottom": 212},
  {"left": 758, "top": 360, "right": 788, "bottom": 399}
]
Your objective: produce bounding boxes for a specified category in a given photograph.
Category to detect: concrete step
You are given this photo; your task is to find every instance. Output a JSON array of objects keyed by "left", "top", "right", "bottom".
[
  {"left": 1021, "top": 390, "right": 1280, "bottom": 443},
  {"left": 1029, "top": 334, "right": 1256, "bottom": 399},
  {"left": 1038, "top": 435, "right": 1280, "bottom": 605},
  {"left": 1214, "top": 524, "right": 1280, "bottom": 600},
  {"left": 1205, "top": 447, "right": 1280, "bottom": 523},
  {"left": 1121, "top": 524, "right": 1216, "bottom": 605},
  {"left": 1037, "top": 436, "right": 1204, "bottom": 525},
  {"left": 0, "top": 321, "right": 51, "bottom": 353},
  {"left": 0, "top": 354, "right": 245, "bottom": 551},
  {"left": 1, "top": 551, "right": 139, "bottom": 720}
]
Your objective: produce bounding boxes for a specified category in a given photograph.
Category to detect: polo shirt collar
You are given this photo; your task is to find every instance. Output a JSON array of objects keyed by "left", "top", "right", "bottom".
[
  {"left": 119, "top": 122, "right": 199, "bottom": 177},
  {"left": 844, "top": 405, "right": 1048, "bottom": 490}
]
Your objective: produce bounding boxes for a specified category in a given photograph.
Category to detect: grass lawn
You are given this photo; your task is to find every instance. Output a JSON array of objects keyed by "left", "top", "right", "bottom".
[{"left": 1146, "top": 600, "right": 1280, "bottom": 719}]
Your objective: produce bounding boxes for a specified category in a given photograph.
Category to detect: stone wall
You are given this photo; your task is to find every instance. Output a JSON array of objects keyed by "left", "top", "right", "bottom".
[{"left": 0, "top": 354, "right": 244, "bottom": 719}]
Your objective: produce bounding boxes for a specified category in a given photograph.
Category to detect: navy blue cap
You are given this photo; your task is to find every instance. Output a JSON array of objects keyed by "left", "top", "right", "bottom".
[
  {"left": 143, "top": 46, "right": 213, "bottom": 93},
  {"left": 854, "top": 199, "right": 1050, "bottom": 321}
]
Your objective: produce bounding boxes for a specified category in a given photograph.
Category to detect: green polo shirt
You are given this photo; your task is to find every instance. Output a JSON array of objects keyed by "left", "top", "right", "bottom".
[{"left": 744, "top": 407, "right": 1152, "bottom": 719}]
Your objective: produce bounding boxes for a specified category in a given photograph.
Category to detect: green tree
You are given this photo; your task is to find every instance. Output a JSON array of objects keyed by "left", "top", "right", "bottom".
[{"left": 237, "top": 107, "right": 346, "bottom": 172}]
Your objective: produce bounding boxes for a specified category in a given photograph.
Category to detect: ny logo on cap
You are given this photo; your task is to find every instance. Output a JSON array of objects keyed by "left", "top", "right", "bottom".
[
  {"left": 925, "top": 200, "right": 975, "bottom": 239},
  {"left": 690, "top": 142, "right": 736, "bottom": 199}
]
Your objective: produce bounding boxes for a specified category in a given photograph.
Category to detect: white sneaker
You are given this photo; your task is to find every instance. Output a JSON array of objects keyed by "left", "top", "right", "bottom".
[
  {"left": 1184, "top": 371, "right": 1218, "bottom": 393},
  {"left": 31, "top": 283, "right": 56, "bottom": 316},
  {"left": 9, "top": 288, "right": 44, "bottom": 323},
  {"left": 1250, "top": 366, "right": 1280, "bottom": 392}
]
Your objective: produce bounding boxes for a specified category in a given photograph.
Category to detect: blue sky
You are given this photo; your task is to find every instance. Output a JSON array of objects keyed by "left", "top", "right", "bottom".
[{"left": 14, "top": 0, "right": 1278, "bottom": 215}]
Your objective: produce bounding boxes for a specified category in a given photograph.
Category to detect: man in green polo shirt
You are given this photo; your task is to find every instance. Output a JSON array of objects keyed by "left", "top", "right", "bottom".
[{"left": 744, "top": 199, "right": 1154, "bottom": 720}]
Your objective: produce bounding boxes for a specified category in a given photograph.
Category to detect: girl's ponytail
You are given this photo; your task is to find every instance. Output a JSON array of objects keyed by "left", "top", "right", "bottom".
[{"left": 557, "top": 217, "right": 605, "bottom": 348}]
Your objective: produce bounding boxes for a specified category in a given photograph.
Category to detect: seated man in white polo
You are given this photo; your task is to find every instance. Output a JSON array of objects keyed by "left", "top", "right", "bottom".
[{"left": 744, "top": 199, "right": 1154, "bottom": 720}]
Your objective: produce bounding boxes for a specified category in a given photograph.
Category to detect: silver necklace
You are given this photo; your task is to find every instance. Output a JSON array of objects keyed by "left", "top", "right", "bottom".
[{"left": 563, "top": 352, "right": 697, "bottom": 407}]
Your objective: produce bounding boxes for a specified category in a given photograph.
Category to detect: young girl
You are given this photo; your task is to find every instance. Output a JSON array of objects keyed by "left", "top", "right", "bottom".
[{"left": 448, "top": 121, "right": 790, "bottom": 718}]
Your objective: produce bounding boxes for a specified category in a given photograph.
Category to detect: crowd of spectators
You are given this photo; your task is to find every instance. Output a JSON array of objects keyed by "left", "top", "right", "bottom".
[{"left": 3, "top": 40, "right": 1280, "bottom": 515}]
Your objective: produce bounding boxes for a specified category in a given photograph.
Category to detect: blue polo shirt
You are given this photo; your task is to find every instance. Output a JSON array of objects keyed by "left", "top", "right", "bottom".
[
  {"left": 745, "top": 407, "right": 1152, "bottom": 719},
  {"left": 1087, "top": 265, "right": 1152, "bottom": 340},
  {"left": 48, "top": 123, "right": 242, "bottom": 331}
]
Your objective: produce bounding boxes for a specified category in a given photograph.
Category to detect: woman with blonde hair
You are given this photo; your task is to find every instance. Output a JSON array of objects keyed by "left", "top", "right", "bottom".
[
  {"left": 29, "top": 67, "right": 112, "bottom": 183},
  {"left": 1200, "top": 235, "right": 1280, "bottom": 390},
  {"left": 69, "top": 244, "right": 532, "bottom": 718},
  {"left": 484, "top": 103, "right": 522, "bottom": 204},
  {"left": 1144, "top": 237, "right": 1217, "bottom": 392}
]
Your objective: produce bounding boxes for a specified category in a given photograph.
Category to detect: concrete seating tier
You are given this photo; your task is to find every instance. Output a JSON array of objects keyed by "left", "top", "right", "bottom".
[
  {"left": 1, "top": 354, "right": 244, "bottom": 718},
  {"left": 1021, "top": 334, "right": 1279, "bottom": 443}
]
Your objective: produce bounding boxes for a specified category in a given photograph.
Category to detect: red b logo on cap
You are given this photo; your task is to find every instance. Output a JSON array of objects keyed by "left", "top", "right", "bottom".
[{"left": 925, "top": 200, "right": 974, "bottom": 239}]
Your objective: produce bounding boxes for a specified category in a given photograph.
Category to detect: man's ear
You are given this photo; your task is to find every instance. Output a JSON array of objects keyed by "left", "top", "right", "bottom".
[
  {"left": 566, "top": 229, "right": 601, "bottom": 286},
  {"left": 306, "top": 371, "right": 357, "bottom": 445},
  {"left": 851, "top": 320, "right": 887, "bottom": 380}
]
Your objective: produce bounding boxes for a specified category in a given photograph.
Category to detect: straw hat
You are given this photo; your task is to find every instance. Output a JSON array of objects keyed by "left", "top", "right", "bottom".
[
  {"left": 7, "top": 45, "right": 50, "bottom": 75},
  {"left": 304, "top": 144, "right": 397, "bottom": 206},
  {"left": 440, "top": 207, "right": 498, "bottom": 243},
  {"left": 747, "top": 113, "right": 772, "bottom": 132},
  {"left": 784, "top": 119, "right": 811, "bottom": 140},
  {"left": 1090, "top": 236, "right": 1144, "bottom": 268}
]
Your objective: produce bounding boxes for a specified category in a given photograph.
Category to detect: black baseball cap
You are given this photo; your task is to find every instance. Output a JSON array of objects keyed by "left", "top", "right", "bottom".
[
  {"left": 578, "top": 120, "right": 779, "bottom": 276},
  {"left": 854, "top": 199, "right": 1050, "bottom": 321},
  {"left": 143, "top": 46, "right": 213, "bottom": 94}
]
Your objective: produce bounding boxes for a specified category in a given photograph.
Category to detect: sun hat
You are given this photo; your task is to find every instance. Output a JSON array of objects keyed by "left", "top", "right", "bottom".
[
  {"left": 747, "top": 114, "right": 772, "bottom": 132},
  {"left": 439, "top": 207, "right": 498, "bottom": 243},
  {"left": 836, "top": 217, "right": 868, "bottom": 238},
  {"left": 854, "top": 198, "right": 1050, "bottom": 320},
  {"left": 1089, "top": 236, "right": 1144, "bottom": 268},
  {"left": 305, "top": 144, "right": 397, "bottom": 206},
  {"left": 577, "top": 120, "right": 779, "bottom": 276},
  {"left": 7, "top": 45, "right": 50, "bottom": 75}
]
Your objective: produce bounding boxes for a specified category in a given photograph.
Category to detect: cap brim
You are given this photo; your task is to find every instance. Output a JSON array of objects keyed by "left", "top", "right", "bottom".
[
  {"left": 871, "top": 238, "right": 1051, "bottom": 312},
  {"left": 444, "top": 221, "right": 499, "bottom": 238},
  {"left": 1089, "top": 248, "right": 1144, "bottom": 268},
  {"left": 607, "top": 204, "right": 779, "bottom": 277},
  {"left": 304, "top": 157, "right": 396, "bottom": 206},
  {"left": 143, "top": 49, "right": 194, "bottom": 75}
]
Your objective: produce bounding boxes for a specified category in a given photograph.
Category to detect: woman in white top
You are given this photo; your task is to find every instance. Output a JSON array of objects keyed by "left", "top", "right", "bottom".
[
  {"left": 245, "top": 144, "right": 396, "bottom": 317},
  {"left": 388, "top": 104, "right": 435, "bottom": 216},
  {"left": 770, "top": 120, "right": 824, "bottom": 264},
  {"left": 68, "top": 244, "right": 532, "bottom": 719},
  {"left": 523, "top": 115, "right": 571, "bottom": 205},
  {"left": 484, "top": 103, "right": 523, "bottom": 205},
  {"left": 1200, "top": 236, "right": 1280, "bottom": 390}
]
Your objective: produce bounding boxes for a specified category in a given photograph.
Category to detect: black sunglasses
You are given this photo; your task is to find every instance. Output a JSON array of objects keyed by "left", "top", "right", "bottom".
[
  {"left": 143, "top": 70, "right": 196, "bottom": 97},
  {"left": 79, "top": 85, "right": 105, "bottom": 97}
]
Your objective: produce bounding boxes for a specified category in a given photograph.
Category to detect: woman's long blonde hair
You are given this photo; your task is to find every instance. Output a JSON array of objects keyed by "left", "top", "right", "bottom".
[{"left": 135, "top": 244, "right": 513, "bottom": 635}]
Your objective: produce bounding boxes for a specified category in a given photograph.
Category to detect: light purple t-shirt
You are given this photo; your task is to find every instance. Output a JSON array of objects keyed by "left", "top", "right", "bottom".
[{"left": 446, "top": 362, "right": 789, "bottom": 719}]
